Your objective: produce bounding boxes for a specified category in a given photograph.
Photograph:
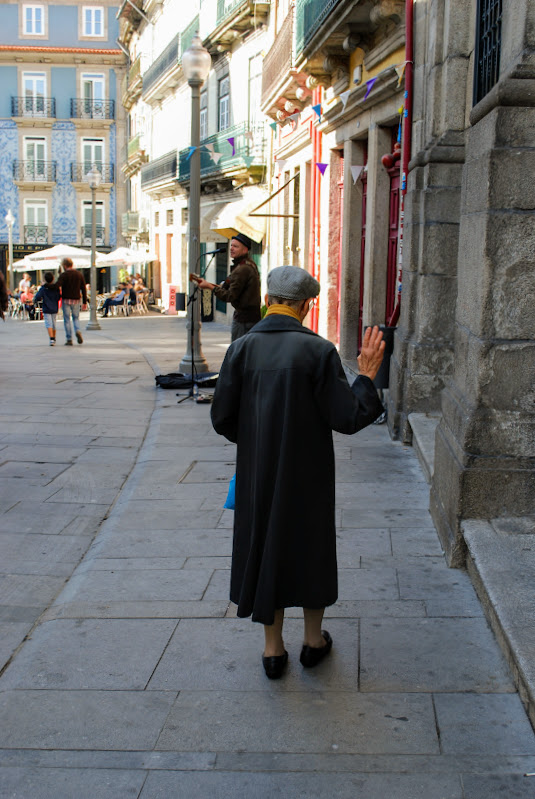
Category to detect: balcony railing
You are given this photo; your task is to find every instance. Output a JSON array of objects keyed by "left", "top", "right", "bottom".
[
  {"left": 70, "top": 99, "right": 115, "bottom": 119},
  {"left": 122, "top": 211, "right": 140, "bottom": 234},
  {"left": 24, "top": 225, "right": 48, "bottom": 245},
  {"left": 140, "top": 149, "right": 178, "bottom": 188},
  {"left": 70, "top": 163, "right": 115, "bottom": 183},
  {"left": 181, "top": 15, "right": 199, "bottom": 56},
  {"left": 295, "top": 0, "right": 340, "bottom": 55},
  {"left": 81, "top": 225, "right": 105, "bottom": 246},
  {"left": 178, "top": 122, "right": 266, "bottom": 182},
  {"left": 11, "top": 96, "right": 56, "bottom": 118},
  {"left": 142, "top": 34, "right": 179, "bottom": 96},
  {"left": 128, "top": 134, "right": 143, "bottom": 158},
  {"left": 13, "top": 160, "right": 57, "bottom": 182},
  {"left": 216, "top": 0, "right": 269, "bottom": 25},
  {"left": 129, "top": 55, "right": 142, "bottom": 86},
  {"left": 262, "top": 7, "right": 294, "bottom": 106}
]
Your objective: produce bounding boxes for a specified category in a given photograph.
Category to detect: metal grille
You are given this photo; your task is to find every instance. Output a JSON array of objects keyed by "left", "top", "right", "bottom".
[
  {"left": 70, "top": 99, "right": 115, "bottom": 119},
  {"left": 295, "top": 0, "right": 340, "bottom": 55},
  {"left": 474, "top": 0, "right": 502, "bottom": 105},
  {"left": 81, "top": 226, "right": 105, "bottom": 246},
  {"left": 142, "top": 34, "right": 179, "bottom": 96},
  {"left": 11, "top": 96, "right": 56, "bottom": 118},
  {"left": 24, "top": 225, "right": 48, "bottom": 245},
  {"left": 71, "top": 163, "right": 115, "bottom": 183},
  {"left": 140, "top": 150, "right": 177, "bottom": 188},
  {"left": 13, "top": 160, "right": 57, "bottom": 182},
  {"left": 261, "top": 7, "right": 294, "bottom": 105}
]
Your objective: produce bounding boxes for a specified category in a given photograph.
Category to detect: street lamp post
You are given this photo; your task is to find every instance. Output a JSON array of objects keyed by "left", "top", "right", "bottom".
[
  {"left": 85, "top": 164, "right": 102, "bottom": 331},
  {"left": 4, "top": 209, "right": 15, "bottom": 293},
  {"left": 179, "top": 34, "right": 211, "bottom": 374}
]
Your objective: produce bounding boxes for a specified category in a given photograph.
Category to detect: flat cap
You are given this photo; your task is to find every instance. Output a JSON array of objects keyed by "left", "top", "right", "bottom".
[
  {"left": 232, "top": 232, "right": 252, "bottom": 250},
  {"left": 267, "top": 266, "right": 320, "bottom": 301}
]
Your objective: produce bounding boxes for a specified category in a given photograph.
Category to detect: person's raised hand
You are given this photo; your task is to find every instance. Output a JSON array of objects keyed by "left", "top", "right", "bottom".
[{"left": 357, "top": 325, "right": 385, "bottom": 381}]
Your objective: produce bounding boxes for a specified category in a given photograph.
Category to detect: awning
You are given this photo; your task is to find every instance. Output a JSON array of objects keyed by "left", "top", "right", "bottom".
[
  {"left": 210, "top": 192, "right": 268, "bottom": 243},
  {"left": 200, "top": 202, "right": 227, "bottom": 242}
]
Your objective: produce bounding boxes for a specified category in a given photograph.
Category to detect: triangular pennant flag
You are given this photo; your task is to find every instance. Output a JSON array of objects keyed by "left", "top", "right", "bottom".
[
  {"left": 364, "top": 77, "right": 377, "bottom": 100},
  {"left": 227, "top": 137, "right": 235, "bottom": 155},
  {"left": 269, "top": 121, "right": 278, "bottom": 132},
  {"left": 203, "top": 142, "right": 214, "bottom": 154},
  {"left": 339, "top": 90, "right": 351, "bottom": 110},
  {"left": 243, "top": 156, "right": 254, "bottom": 169},
  {"left": 186, "top": 146, "right": 196, "bottom": 160},
  {"left": 244, "top": 131, "right": 254, "bottom": 142},
  {"left": 312, "top": 103, "right": 322, "bottom": 121},
  {"left": 212, "top": 151, "right": 223, "bottom": 164},
  {"left": 395, "top": 63, "right": 406, "bottom": 87},
  {"left": 275, "top": 159, "right": 287, "bottom": 171},
  {"left": 316, "top": 162, "right": 328, "bottom": 176},
  {"left": 289, "top": 112, "right": 300, "bottom": 123},
  {"left": 350, "top": 165, "right": 364, "bottom": 184}
]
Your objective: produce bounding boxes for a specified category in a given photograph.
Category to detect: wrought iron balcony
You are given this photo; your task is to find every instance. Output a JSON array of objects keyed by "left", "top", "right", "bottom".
[
  {"left": 142, "top": 34, "right": 180, "bottom": 97},
  {"left": 261, "top": 7, "right": 294, "bottom": 107},
  {"left": 140, "top": 150, "right": 177, "bottom": 189},
  {"left": 70, "top": 163, "right": 115, "bottom": 183},
  {"left": 24, "top": 225, "right": 48, "bottom": 245},
  {"left": 122, "top": 211, "right": 139, "bottom": 235},
  {"left": 81, "top": 225, "right": 105, "bottom": 246},
  {"left": 295, "top": 0, "right": 341, "bottom": 55},
  {"left": 11, "top": 96, "right": 56, "bottom": 118},
  {"left": 13, "top": 160, "right": 57, "bottom": 182},
  {"left": 70, "top": 99, "right": 115, "bottom": 120},
  {"left": 178, "top": 122, "right": 266, "bottom": 183}
]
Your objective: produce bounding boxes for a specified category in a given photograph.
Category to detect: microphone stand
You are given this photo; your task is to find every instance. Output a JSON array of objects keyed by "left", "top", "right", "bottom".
[{"left": 178, "top": 251, "right": 217, "bottom": 404}]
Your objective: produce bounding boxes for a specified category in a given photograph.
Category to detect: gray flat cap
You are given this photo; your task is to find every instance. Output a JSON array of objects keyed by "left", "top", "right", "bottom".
[{"left": 267, "top": 266, "right": 320, "bottom": 301}]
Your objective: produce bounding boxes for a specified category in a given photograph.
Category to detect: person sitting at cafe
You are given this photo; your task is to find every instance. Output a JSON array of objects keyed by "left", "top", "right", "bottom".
[
  {"left": 20, "top": 287, "right": 36, "bottom": 320},
  {"left": 100, "top": 283, "right": 127, "bottom": 317}
]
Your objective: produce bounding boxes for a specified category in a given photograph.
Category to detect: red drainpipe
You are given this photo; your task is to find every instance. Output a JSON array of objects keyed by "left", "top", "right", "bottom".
[
  {"left": 308, "top": 87, "right": 321, "bottom": 332},
  {"left": 387, "top": 0, "right": 413, "bottom": 327}
]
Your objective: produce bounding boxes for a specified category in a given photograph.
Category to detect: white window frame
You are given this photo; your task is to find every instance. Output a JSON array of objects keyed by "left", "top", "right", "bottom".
[
  {"left": 22, "top": 72, "right": 47, "bottom": 116},
  {"left": 23, "top": 136, "right": 47, "bottom": 180},
  {"left": 22, "top": 4, "right": 46, "bottom": 36},
  {"left": 218, "top": 76, "right": 230, "bottom": 132},
  {"left": 200, "top": 90, "right": 208, "bottom": 141},
  {"left": 81, "top": 137, "right": 105, "bottom": 169},
  {"left": 24, "top": 199, "right": 48, "bottom": 226},
  {"left": 81, "top": 200, "right": 105, "bottom": 245},
  {"left": 82, "top": 6, "right": 105, "bottom": 37}
]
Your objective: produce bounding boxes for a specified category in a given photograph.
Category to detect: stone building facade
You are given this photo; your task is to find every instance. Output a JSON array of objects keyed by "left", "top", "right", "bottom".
[{"left": 388, "top": 0, "right": 535, "bottom": 563}]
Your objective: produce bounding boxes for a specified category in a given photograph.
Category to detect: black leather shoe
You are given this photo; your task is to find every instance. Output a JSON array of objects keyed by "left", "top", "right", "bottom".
[
  {"left": 300, "top": 630, "right": 333, "bottom": 668},
  {"left": 262, "top": 650, "right": 288, "bottom": 679}
]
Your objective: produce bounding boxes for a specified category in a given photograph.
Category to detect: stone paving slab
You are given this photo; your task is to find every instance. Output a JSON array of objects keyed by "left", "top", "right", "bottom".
[
  {"left": 89, "top": 528, "right": 233, "bottom": 559},
  {"left": 461, "top": 773, "right": 535, "bottom": 798},
  {"left": 0, "top": 573, "right": 67, "bottom": 607},
  {"left": 0, "top": 690, "right": 177, "bottom": 750},
  {"left": 42, "top": 600, "right": 229, "bottom": 621},
  {"left": 360, "top": 617, "right": 515, "bottom": 693},
  {"left": 337, "top": 567, "right": 399, "bottom": 600},
  {"left": 0, "top": 766, "right": 147, "bottom": 799},
  {"left": 0, "top": 618, "right": 178, "bottom": 690},
  {"left": 139, "top": 770, "right": 463, "bottom": 799},
  {"left": 0, "top": 621, "right": 33, "bottom": 668},
  {"left": 434, "top": 693, "right": 535, "bottom": 755},
  {"left": 156, "top": 690, "right": 439, "bottom": 754},
  {"left": 147, "top": 618, "right": 359, "bottom": 693}
]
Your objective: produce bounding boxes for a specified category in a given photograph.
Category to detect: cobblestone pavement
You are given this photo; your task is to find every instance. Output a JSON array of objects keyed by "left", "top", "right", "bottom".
[{"left": 1, "top": 314, "right": 534, "bottom": 798}]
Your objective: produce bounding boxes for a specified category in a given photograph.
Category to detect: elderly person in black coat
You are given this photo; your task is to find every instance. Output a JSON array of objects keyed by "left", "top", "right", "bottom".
[{"left": 211, "top": 266, "right": 385, "bottom": 679}]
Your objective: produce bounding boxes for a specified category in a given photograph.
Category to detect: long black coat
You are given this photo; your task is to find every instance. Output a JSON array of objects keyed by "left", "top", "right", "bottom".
[{"left": 211, "top": 314, "right": 384, "bottom": 624}]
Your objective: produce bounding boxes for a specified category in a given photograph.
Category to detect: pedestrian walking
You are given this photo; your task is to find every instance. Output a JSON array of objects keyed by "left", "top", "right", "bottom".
[
  {"left": 190, "top": 232, "right": 261, "bottom": 341},
  {"left": 0, "top": 270, "right": 8, "bottom": 320},
  {"left": 210, "top": 265, "right": 385, "bottom": 679},
  {"left": 56, "top": 257, "right": 87, "bottom": 345},
  {"left": 33, "top": 272, "right": 60, "bottom": 346}
]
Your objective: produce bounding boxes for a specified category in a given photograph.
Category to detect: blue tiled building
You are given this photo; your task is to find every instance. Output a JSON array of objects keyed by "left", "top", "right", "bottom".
[{"left": 0, "top": 0, "right": 127, "bottom": 273}]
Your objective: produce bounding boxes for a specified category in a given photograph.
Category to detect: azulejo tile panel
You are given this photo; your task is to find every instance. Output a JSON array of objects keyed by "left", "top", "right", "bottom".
[
  {"left": 0, "top": 121, "right": 20, "bottom": 240},
  {"left": 52, "top": 122, "right": 77, "bottom": 244}
]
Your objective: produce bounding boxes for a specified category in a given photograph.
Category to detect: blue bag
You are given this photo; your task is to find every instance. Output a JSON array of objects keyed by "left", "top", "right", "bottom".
[{"left": 224, "top": 474, "right": 236, "bottom": 510}]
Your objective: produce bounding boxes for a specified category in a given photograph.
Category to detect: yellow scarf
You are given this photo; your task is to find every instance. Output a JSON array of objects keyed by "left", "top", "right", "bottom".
[{"left": 265, "top": 304, "right": 302, "bottom": 323}]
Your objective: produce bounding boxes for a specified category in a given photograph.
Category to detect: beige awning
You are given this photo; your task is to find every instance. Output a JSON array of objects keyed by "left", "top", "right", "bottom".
[
  {"left": 210, "top": 192, "right": 268, "bottom": 243},
  {"left": 200, "top": 202, "right": 228, "bottom": 241}
]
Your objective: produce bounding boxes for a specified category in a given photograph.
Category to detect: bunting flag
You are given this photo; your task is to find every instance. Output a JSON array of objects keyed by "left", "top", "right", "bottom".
[
  {"left": 275, "top": 159, "right": 287, "bottom": 171},
  {"left": 364, "top": 77, "right": 377, "bottom": 100},
  {"left": 312, "top": 103, "right": 322, "bottom": 121},
  {"left": 269, "top": 121, "right": 278, "bottom": 132},
  {"left": 350, "top": 165, "right": 364, "bottom": 184},
  {"left": 245, "top": 131, "right": 254, "bottom": 142},
  {"left": 339, "top": 90, "right": 351, "bottom": 110},
  {"left": 289, "top": 112, "right": 300, "bottom": 123},
  {"left": 395, "top": 62, "right": 407, "bottom": 87},
  {"left": 227, "top": 137, "right": 235, "bottom": 156},
  {"left": 203, "top": 142, "right": 214, "bottom": 154},
  {"left": 316, "top": 162, "right": 328, "bottom": 176},
  {"left": 243, "top": 156, "right": 254, "bottom": 169},
  {"left": 186, "top": 146, "right": 197, "bottom": 160},
  {"left": 211, "top": 151, "right": 223, "bottom": 164}
]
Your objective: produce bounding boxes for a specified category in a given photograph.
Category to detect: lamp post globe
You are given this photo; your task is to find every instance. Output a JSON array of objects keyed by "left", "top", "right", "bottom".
[
  {"left": 4, "top": 209, "right": 15, "bottom": 293},
  {"left": 179, "top": 34, "right": 212, "bottom": 375},
  {"left": 85, "top": 163, "right": 102, "bottom": 331}
]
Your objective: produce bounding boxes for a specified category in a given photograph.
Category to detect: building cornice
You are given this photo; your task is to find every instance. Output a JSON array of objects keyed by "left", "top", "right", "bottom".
[{"left": 0, "top": 46, "right": 123, "bottom": 56}]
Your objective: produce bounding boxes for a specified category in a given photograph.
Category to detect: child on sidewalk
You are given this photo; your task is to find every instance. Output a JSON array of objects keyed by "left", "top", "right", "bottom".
[{"left": 33, "top": 272, "right": 60, "bottom": 346}]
